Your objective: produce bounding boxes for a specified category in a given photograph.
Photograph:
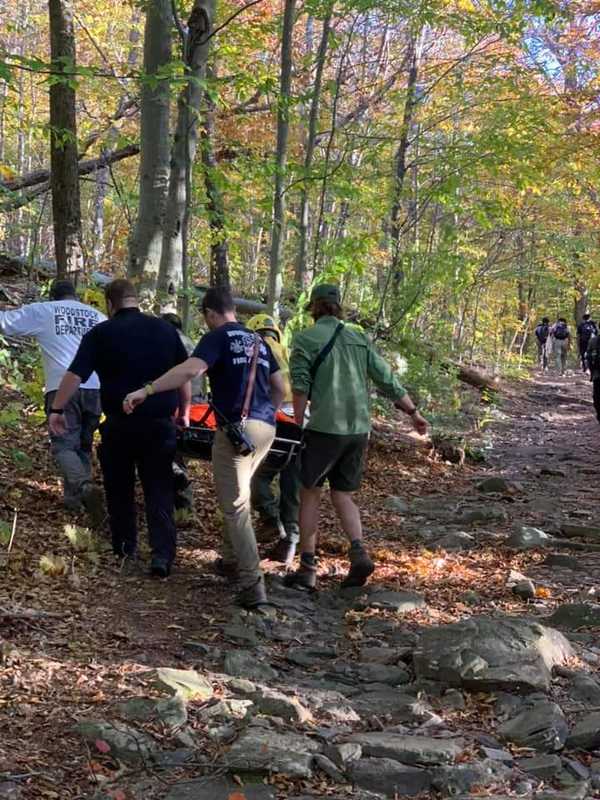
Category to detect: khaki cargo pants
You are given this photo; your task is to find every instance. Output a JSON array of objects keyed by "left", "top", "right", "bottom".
[{"left": 212, "top": 420, "right": 275, "bottom": 588}]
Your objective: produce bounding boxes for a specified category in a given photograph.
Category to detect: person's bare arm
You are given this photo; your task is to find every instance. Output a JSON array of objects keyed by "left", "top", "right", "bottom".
[
  {"left": 177, "top": 381, "right": 192, "bottom": 427},
  {"left": 123, "top": 357, "right": 207, "bottom": 413},
  {"left": 394, "top": 395, "right": 428, "bottom": 436},
  {"left": 293, "top": 390, "right": 309, "bottom": 426},
  {"left": 48, "top": 372, "right": 82, "bottom": 435},
  {"left": 269, "top": 370, "right": 285, "bottom": 412}
]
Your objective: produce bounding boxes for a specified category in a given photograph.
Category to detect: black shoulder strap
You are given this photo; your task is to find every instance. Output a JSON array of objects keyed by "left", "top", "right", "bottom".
[{"left": 308, "top": 322, "right": 344, "bottom": 398}]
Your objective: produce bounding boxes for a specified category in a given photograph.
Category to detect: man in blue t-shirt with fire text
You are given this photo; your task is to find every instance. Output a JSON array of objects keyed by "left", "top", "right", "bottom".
[{"left": 123, "top": 288, "right": 285, "bottom": 608}]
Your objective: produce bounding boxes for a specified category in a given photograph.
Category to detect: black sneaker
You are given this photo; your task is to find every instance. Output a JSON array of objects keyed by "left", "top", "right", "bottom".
[
  {"left": 283, "top": 558, "right": 317, "bottom": 591},
  {"left": 81, "top": 482, "right": 105, "bottom": 528},
  {"left": 212, "top": 557, "right": 239, "bottom": 582},
  {"left": 341, "top": 543, "right": 374, "bottom": 589},
  {"left": 150, "top": 558, "right": 171, "bottom": 578},
  {"left": 236, "top": 577, "right": 268, "bottom": 608}
]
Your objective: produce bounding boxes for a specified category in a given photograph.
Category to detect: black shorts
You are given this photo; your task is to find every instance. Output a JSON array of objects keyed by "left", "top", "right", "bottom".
[{"left": 301, "top": 430, "right": 369, "bottom": 492}]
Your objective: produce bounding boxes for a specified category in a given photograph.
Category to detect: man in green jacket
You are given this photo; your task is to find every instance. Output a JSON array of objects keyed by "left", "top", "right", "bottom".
[{"left": 285, "top": 284, "right": 427, "bottom": 591}]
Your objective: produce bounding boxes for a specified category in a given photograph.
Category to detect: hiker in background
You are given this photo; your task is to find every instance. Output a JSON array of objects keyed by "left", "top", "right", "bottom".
[
  {"left": 285, "top": 284, "right": 428, "bottom": 592},
  {"left": 577, "top": 313, "right": 598, "bottom": 374},
  {"left": 122, "top": 288, "right": 285, "bottom": 608},
  {"left": 586, "top": 333, "right": 600, "bottom": 424},
  {"left": 534, "top": 317, "right": 550, "bottom": 371},
  {"left": 549, "top": 317, "right": 571, "bottom": 376},
  {"left": 246, "top": 314, "right": 300, "bottom": 565},
  {"left": 0, "top": 279, "right": 105, "bottom": 521}
]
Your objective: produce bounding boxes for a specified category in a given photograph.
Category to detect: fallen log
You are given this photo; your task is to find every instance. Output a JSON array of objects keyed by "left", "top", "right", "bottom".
[
  {"left": 449, "top": 360, "right": 500, "bottom": 392},
  {"left": 0, "top": 252, "right": 56, "bottom": 276},
  {"left": 0, "top": 144, "right": 140, "bottom": 194}
]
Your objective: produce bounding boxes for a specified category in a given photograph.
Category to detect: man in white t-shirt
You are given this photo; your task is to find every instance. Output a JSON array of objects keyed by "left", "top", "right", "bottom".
[{"left": 0, "top": 279, "right": 106, "bottom": 519}]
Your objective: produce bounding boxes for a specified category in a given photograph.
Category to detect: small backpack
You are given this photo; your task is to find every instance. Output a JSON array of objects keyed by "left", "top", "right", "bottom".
[
  {"left": 535, "top": 323, "right": 549, "bottom": 343},
  {"left": 580, "top": 320, "right": 597, "bottom": 340},
  {"left": 553, "top": 321, "right": 569, "bottom": 340}
]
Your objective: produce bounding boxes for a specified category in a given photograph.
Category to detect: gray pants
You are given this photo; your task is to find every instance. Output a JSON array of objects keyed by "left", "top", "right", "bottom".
[
  {"left": 45, "top": 389, "right": 102, "bottom": 509},
  {"left": 553, "top": 339, "right": 568, "bottom": 375}
]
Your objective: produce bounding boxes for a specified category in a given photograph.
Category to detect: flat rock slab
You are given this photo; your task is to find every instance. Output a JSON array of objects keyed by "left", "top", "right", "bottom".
[
  {"left": 507, "top": 526, "right": 553, "bottom": 550},
  {"left": 498, "top": 700, "right": 568, "bottom": 752},
  {"left": 347, "top": 732, "right": 463, "bottom": 765},
  {"left": 224, "top": 723, "right": 321, "bottom": 778},
  {"left": 549, "top": 603, "right": 600, "bottom": 630},
  {"left": 413, "top": 615, "right": 573, "bottom": 693},
  {"left": 561, "top": 522, "right": 600, "bottom": 541},
  {"left": 355, "top": 590, "right": 426, "bottom": 613},
  {"left": 152, "top": 667, "right": 213, "bottom": 701},
  {"left": 570, "top": 673, "right": 600, "bottom": 705},
  {"left": 348, "top": 757, "right": 431, "bottom": 797},
  {"left": 350, "top": 690, "right": 435, "bottom": 723},
  {"left": 165, "top": 777, "right": 276, "bottom": 800},
  {"left": 74, "top": 719, "right": 158, "bottom": 764},
  {"left": 566, "top": 711, "right": 600, "bottom": 750},
  {"left": 287, "top": 645, "right": 337, "bottom": 668},
  {"left": 223, "top": 650, "right": 278, "bottom": 682},
  {"left": 542, "top": 554, "right": 582, "bottom": 570},
  {"left": 517, "top": 753, "right": 562, "bottom": 780}
]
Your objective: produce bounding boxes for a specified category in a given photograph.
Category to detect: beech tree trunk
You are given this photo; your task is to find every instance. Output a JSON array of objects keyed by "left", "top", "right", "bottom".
[
  {"left": 48, "top": 0, "right": 83, "bottom": 280},
  {"left": 201, "top": 64, "right": 230, "bottom": 290},
  {"left": 128, "top": 0, "right": 173, "bottom": 296},
  {"left": 157, "top": 0, "right": 213, "bottom": 308},
  {"left": 295, "top": 10, "right": 331, "bottom": 289},
  {"left": 267, "top": 0, "right": 296, "bottom": 316}
]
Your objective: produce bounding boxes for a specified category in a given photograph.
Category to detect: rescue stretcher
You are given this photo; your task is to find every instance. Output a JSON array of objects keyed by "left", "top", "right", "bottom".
[{"left": 176, "top": 403, "right": 303, "bottom": 472}]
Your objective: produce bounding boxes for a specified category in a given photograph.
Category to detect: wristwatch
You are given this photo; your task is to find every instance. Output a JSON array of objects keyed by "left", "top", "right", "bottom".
[
  {"left": 144, "top": 383, "right": 155, "bottom": 396},
  {"left": 50, "top": 407, "right": 64, "bottom": 415}
]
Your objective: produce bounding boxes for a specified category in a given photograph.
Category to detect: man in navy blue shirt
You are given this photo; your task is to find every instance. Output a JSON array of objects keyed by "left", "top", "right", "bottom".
[
  {"left": 123, "top": 288, "right": 285, "bottom": 608},
  {"left": 49, "top": 279, "right": 190, "bottom": 577}
]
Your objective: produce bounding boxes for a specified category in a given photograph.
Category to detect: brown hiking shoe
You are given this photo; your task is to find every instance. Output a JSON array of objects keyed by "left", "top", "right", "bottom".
[
  {"left": 212, "top": 557, "right": 239, "bottom": 583},
  {"left": 341, "top": 543, "right": 374, "bottom": 589},
  {"left": 283, "top": 558, "right": 317, "bottom": 591}
]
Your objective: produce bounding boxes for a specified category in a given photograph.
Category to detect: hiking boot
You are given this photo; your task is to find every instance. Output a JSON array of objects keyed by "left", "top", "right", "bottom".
[
  {"left": 236, "top": 577, "right": 268, "bottom": 609},
  {"left": 341, "top": 542, "right": 374, "bottom": 589},
  {"left": 266, "top": 535, "right": 297, "bottom": 565},
  {"left": 115, "top": 552, "right": 142, "bottom": 576},
  {"left": 212, "top": 557, "right": 239, "bottom": 583},
  {"left": 283, "top": 557, "right": 317, "bottom": 591},
  {"left": 82, "top": 482, "right": 105, "bottom": 528},
  {"left": 150, "top": 558, "right": 171, "bottom": 578}
]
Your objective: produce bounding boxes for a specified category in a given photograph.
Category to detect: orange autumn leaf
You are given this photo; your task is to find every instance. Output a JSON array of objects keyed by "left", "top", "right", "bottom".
[
  {"left": 535, "top": 586, "right": 551, "bottom": 598},
  {"left": 228, "top": 794, "right": 247, "bottom": 800}
]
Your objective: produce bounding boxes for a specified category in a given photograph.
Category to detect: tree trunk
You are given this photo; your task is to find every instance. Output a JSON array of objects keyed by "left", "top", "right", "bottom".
[
  {"left": 295, "top": 10, "right": 331, "bottom": 289},
  {"left": 374, "top": 32, "right": 421, "bottom": 329},
  {"left": 267, "top": 0, "right": 296, "bottom": 316},
  {"left": 128, "top": 0, "right": 173, "bottom": 296},
  {"left": 48, "top": 0, "right": 83, "bottom": 280},
  {"left": 201, "top": 65, "right": 230, "bottom": 290},
  {"left": 157, "top": 0, "right": 213, "bottom": 308}
]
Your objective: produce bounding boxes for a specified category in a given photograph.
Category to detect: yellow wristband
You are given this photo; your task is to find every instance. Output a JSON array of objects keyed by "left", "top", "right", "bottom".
[{"left": 145, "top": 383, "right": 155, "bottom": 396}]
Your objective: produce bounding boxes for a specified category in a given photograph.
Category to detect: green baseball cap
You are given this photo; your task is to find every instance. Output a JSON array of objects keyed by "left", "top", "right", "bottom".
[{"left": 308, "top": 283, "right": 341, "bottom": 305}]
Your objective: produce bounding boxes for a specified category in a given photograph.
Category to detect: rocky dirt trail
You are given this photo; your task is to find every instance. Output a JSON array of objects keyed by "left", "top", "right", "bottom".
[{"left": 1, "top": 370, "right": 600, "bottom": 800}]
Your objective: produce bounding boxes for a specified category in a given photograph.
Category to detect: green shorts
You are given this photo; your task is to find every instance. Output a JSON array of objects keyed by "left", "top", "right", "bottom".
[{"left": 301, "top": 430, "right": 369, "bottom": 492}]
